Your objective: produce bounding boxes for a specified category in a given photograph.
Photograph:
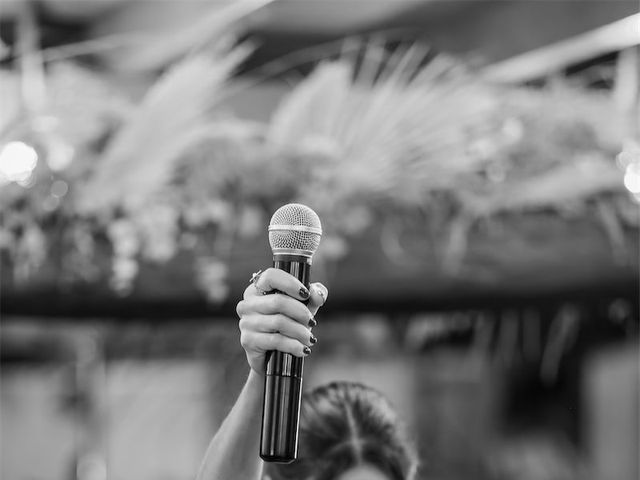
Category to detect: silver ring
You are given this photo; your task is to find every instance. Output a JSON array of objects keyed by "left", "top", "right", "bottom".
[{"left": 249, "top": 270, "right": 268, "bottom": 295}]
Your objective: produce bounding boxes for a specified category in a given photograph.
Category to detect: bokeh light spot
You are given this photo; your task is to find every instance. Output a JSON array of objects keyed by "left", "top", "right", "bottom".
[{"left": 0, "top": 141, "right": 38, "bottom": 184}]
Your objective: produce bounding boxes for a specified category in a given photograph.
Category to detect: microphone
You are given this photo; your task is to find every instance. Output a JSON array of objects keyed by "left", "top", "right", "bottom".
[{"left": 260, "top": 203, "right": 322, "bottom": 463}]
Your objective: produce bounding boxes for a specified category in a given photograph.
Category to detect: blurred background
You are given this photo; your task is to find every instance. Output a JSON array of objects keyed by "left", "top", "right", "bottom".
[{"left": 0, "top": 1, "right": 638, "bottom": 479}]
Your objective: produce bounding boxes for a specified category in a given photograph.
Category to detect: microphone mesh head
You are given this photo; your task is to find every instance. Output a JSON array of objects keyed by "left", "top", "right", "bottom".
[{"left": 268, "top": 203, "right": 322, "bottom": 257}]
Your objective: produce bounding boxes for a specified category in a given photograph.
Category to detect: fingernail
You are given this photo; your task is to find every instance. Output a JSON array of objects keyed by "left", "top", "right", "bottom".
[
  {"left": 303, "top": 346, "right": 311, "bottom": 356},
  {"left": 309, "top": 316, "right": 317, "bottom": 328},
  {"left": 299, "top": 287, "right": 310, "bottom": 299},
  {"left": 310, "top": 333, "right": 317, "bottom": 344}
]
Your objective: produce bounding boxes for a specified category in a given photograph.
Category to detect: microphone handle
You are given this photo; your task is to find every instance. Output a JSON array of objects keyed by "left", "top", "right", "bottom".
[{"left": 259, "top": 254, "right": 311, "bottom": 463}]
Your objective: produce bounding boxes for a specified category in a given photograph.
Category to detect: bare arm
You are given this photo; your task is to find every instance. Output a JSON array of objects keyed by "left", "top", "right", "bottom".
[
  {"left": 195, "top": 268, "right": 328, "bottom": 480},
  {"left": 195, "top": 369, "right": 264, "bottom": 480}
]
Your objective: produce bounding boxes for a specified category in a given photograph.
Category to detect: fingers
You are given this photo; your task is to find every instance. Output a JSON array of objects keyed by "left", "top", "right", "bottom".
[
  {"left": 246, "top": 268, "right": 311, "bottom": 301},
  {"left": 240, "top": 330, "right": 312, "bottom": 358},
  {"left": 240, "top": 314, "right": 316, "bottom": 348},
  {"left": 238, "top": 292, "right": 315, "bottom": 328},
  {"left": 236, "top": 272, "right": 328, "bottom": 369}
]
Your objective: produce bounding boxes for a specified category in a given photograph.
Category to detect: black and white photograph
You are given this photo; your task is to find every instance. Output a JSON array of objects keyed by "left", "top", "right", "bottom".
[{"left": 1, "top": 1, "right": 638, "bottom": 479}]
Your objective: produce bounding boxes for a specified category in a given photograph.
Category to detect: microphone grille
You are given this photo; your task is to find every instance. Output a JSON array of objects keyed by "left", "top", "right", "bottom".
[{"left": 268, "top": 203, "right": 322, "bottom": 257}]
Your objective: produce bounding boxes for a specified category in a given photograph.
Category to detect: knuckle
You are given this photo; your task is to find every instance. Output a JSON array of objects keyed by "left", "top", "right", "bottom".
[
  {"left": 268, "top": 294, "right": 283, "bottom": 311},
  {"left": 242, "top": 284, "right": 252, "bottom": 299},
  {"left": 239, "top": 331, "right": 250, "bottom": 349},
  {"left": 238, "top": 315, "right": 248, "bottom": 331},
  {"left": 236, "top": 300, "right": 246, "bottom": 316},
  {"left": 268, "top": 315, "right": 282, "bottom": 333},
  {"left": 262, "top": 268, "right": 277, "bottom": 282},
  {"left": 267, "top": 333, "right": 279, "bottom": 350}
]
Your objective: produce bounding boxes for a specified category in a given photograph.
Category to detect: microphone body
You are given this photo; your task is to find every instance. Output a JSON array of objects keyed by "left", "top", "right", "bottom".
[
  {"left": 260, "top": 254, "right": 311, "bottom": 463},
  {"left": 260, "top": 203, "right": 321, "bottom": 464}
]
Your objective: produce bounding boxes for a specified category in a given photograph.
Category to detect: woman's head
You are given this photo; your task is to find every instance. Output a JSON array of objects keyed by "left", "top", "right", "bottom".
[{"left": 265, "top": 381, "right": 418, "bottom": 480}]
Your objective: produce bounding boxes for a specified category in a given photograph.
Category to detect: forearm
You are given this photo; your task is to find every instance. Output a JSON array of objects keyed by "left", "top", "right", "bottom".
[{"left": 196, "top": 369, "right": 264, "bottom": 480}]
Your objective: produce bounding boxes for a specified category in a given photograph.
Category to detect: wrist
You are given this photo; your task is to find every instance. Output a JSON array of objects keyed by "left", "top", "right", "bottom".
[
  {"left": 247, "top": 367, "right": 265, "bottom": 386},
  {"left": 248, "top": 358, "right": 267, "bottom": 379}
]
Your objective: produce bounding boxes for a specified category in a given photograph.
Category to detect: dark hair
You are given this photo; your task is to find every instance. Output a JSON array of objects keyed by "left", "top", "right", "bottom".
[{"left": 265, "top": 381, "right": 417, "bottom": 480}]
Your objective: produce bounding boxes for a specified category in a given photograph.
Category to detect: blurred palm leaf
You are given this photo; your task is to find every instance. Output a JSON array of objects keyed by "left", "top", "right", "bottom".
[
  {"left": 77, "top": 45, "right": 251, "bottom": 214},
  {"left": 267, "top": 43, "right": 500, "bottom": 206}
]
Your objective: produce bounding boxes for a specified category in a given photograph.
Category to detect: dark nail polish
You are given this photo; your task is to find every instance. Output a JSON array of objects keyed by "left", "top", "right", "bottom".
[
  {"left": 299, "top": 287, "right": 310, "bottom": 299},
  {"left": 310, "top": 334, "right": 317, "bottom": 344},
  {"left": 303, "top": 346, "right": 311, "bottom": 355},
  {"left": 309, "top": 317, "right": 317, "bottom": 328}
]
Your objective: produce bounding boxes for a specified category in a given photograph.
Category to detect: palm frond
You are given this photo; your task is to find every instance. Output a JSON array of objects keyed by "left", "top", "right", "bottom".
[
  {"left": 78, "top": 46, "right": 251, "bottom": 214},
  {"left": 267, "top": 44, "right": 500, "bottom": 206},
  {"left": 268, "top": 61, "right": 353, "bottom": 148}
]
